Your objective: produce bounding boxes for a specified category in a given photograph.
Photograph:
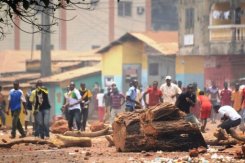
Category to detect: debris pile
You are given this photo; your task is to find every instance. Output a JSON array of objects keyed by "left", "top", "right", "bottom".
[
  {"left": 113, "top": 103, "right": 207, "bottom": 152},
  {"left": 50, "top": 117, "right": 69, "bottom": 134}
]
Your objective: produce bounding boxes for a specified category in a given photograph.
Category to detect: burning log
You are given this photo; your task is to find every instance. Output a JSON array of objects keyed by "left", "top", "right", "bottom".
[{"left": 113, "top": 103, "right": 207, "bottom": 152}]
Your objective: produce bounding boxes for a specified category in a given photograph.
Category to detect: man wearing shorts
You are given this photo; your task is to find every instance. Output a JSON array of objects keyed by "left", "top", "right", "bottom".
[{"left": 198, "top": 91, "right": 212, "bottom": 133}]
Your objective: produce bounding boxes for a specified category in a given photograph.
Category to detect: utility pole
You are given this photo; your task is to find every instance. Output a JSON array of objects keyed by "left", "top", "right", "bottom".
[{"left": 40, "top": 9, "right": 52, "bottom": 77}]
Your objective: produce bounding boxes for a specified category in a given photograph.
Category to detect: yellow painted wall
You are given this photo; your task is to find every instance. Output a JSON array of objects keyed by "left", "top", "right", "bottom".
[
  {"left": 176, "top": 55, "right": 204, "bottom": 74},
  {"left": 102, "top": 45, "right": 123, "bottom": 76},
  {"left": 102, "top": 40, "right": 148, "bottom": 77},
  {"left": 5, "top": 105, "right": 26, "bottom": 127},
  {"left": 122, "top": 41, "right": 147, "bottom": 69},
  {"left": 142, "top": 52, "right": 148, "bottom": 70}
]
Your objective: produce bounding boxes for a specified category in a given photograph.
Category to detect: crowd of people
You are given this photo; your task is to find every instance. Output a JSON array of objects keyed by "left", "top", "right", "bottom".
[
  {"left": 95, "top": 75, "right": 245, "bottom": 135},
  {"left": 0, "top": 75, "right": 245, "bottom": 139},
  {"left": 0, "top": 80, "right": 51, "bottom": 139}
]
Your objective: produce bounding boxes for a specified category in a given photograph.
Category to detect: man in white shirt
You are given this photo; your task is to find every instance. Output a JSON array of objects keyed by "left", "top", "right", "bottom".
[
  {"left": 64, "top": 81, "right": 82, "bottom": 131},
  {"left": 125, "top": 80, "right": 141, "bottom": 111},
  {"left": 96, "top": 89, "right": 105, "bottom": 122},
  {"left": 160, "top": 76, "right": 182, "bottom": 105},
  {"left": 215, "top": 105, "right": 241, "bottom": 134}
]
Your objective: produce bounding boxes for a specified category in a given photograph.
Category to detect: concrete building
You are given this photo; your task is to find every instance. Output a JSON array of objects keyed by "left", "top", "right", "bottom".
[
  {"left": 0, "top": 0, "right": 178, "bottom": 52},
  {"left": 178, "top": 0, "right": 245, "bottom": 88},
  {"left": 0, "top": 50, "right": 101, "bottom": 126},
  {"left": 97, "top": 31, "right": 178, "bottom": 93},
  {"left": 1, "top": 66, "right": 101, "bottom": 127}
]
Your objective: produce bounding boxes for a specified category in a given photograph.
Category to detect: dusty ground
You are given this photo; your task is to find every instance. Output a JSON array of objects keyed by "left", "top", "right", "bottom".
[{"left": 0, "top": 121, "right": 245, "bottom": 163}]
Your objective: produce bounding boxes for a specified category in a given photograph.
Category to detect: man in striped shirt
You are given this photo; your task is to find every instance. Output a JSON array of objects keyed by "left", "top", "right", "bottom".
[{"left": 110, "top": 87, "right": 125, "bottom": 124}]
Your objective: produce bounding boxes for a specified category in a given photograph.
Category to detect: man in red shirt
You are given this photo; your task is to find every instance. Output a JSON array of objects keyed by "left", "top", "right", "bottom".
[
  {"left": 220, "top": 81, "right": 232, "bottom": 106},
  {"left": 143, "top": 81, "right": 163, "bottom": 108}
]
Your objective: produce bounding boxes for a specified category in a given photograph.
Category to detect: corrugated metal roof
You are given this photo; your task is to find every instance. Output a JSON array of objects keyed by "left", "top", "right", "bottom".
[
  {"left": 3, "top": 83, "right": 32, "bottom": 89},
  {"left": 97, "top": 31, "right": 178, "bottom": 55},
  {"left": 130, "top": 31, "right": 178, "bottom": 55},
  {"left": 31, "top": 65, "right": 101, "bottom": 84},
  {"left": 0, "top": 73, "right": 40, "bottom": 82},
  {"left": 0, "top": 50, "right": 101, "bottom": 73}
]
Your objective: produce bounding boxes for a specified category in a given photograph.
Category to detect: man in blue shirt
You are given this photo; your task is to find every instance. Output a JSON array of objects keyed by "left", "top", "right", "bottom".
[
  {"left": 125, "top": 80, "right": 141, "bottom": 112},
  {"left": 6, "top": 80, "right": 27, "bottom": 139}
]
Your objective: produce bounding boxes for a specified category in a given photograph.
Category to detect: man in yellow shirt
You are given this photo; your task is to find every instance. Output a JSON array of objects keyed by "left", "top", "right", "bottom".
[
  {"left": 29, "top": 85, "right": 38, "bottom": 136},
  {"left": 79, "top": 83, "right": 92, "bottom": 131},
  {"left": 232, "top": 83, "right": 243, "bottom": 112}
]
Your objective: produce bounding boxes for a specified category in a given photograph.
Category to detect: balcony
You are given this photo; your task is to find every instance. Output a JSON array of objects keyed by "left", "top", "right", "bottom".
[
  {"left": 208, "top": 24, "right": 245, "bottom": 55},
  {"left": 209, "top": 24, "right": 245, "bottom": 42}
]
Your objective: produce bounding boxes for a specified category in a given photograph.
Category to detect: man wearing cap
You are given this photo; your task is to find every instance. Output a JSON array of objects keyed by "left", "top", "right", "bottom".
[
  {"left": 160, "top": 76, "right": 182, "bottom": 105},
  {"left": 111, "top": 82, "right": 117, "bottom": 90}
]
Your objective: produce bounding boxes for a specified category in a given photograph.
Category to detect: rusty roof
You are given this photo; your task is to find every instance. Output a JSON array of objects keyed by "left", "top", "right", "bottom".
[
  {"left": 130, "top": 31, "right": 178, "bottom": 55},
  {"left": 0, "top": 50, "right": 101, "bottom": 73},
  {"left": 2, "top": 83, "right": 32, "bottom": 96},
  {"left": 97, "top": 31, "right": 178, "bottom": 55},
  {"left": 0, "top": 73, "right": 40, "bottom": 82},
  {"left": 31, "top": 65, "right": 101, "bottom": 84}
]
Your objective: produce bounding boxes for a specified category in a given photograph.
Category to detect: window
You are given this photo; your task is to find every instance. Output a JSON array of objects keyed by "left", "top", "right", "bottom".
[
  {"left": 185, "top": 8, "right": 194, "bottom": 29},
  {"left": 149, "top": 63, "right": 159, "bottom": 76},
  {"left": 118, "top": 1, "right": 132, "bottom": 17}
]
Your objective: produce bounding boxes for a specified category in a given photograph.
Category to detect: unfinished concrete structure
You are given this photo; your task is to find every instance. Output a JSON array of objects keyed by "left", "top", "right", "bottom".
[
  {"left": 0, "top": 0, "right": 178, "bottom": 52},
  {"left": 178, "top": 0, "right": 245, "bottom": 88}
]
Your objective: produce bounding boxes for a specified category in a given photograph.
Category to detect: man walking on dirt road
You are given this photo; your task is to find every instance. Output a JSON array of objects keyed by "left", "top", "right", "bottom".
[{"left": 7, "top": 80, "right": 27, "bottom": 139}]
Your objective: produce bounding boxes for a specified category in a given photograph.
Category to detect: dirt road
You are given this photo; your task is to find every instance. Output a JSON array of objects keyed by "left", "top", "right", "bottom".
[{"left": 0, "top": 121, "right": 244, "bottom": 163}]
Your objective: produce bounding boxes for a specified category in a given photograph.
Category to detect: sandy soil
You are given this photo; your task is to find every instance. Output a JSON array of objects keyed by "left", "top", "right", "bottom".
[{"left": 0, "top": 121, "right": 245, "bottom": 163}]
